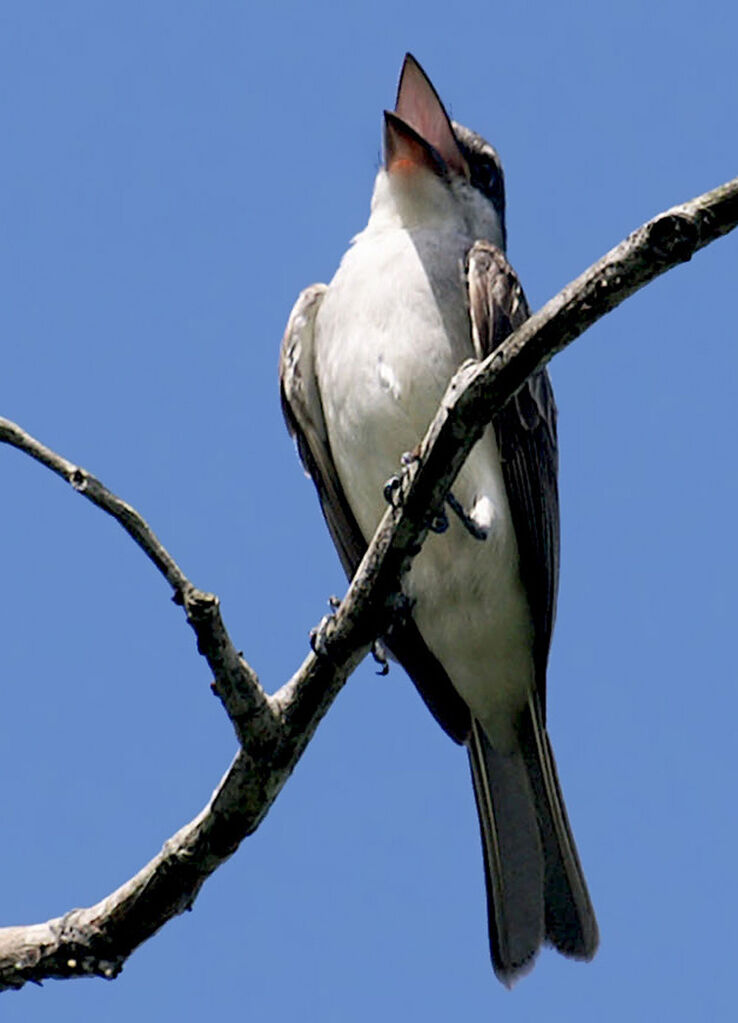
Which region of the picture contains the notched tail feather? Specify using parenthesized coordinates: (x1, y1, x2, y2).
(469, 720, 544, 985)
(519, 695, 599, 961)
(468, 704, 598, 985)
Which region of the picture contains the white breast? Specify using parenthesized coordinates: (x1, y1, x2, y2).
(314, 204, 534, 747)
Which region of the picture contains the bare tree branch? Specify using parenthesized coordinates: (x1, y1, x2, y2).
(0, 175, 736, 992)
(0, 418, 273, 736)
(0, 418, 191, 594)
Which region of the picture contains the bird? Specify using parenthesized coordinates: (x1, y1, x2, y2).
(279, 53, 598, 985)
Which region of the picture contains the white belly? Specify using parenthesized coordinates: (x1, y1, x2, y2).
(315, 225, 534, 746)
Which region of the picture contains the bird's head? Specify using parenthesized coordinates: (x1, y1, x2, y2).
(375, 54, 506, 250)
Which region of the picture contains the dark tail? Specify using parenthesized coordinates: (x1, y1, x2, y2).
(468, 696, 598, 985)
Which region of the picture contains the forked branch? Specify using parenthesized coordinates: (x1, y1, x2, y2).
(0, 175, 736, 991)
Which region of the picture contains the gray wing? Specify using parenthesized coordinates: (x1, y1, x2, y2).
(466, 245, 597, 977)
(279, 284, 471, 743)
(279, 284, 367, 578)
(466, 241, 559, 716)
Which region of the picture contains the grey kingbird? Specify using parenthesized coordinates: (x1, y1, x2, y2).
(279, 53, 598, 984)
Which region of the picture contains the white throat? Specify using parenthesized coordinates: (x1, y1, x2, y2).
(364, 166, 505, 251)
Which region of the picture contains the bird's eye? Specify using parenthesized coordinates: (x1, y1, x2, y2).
(483, 163, 498, 191)
(472, 160, 499, 198)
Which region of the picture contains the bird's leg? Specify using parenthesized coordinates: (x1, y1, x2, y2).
(309, 595, 341, 658)
(371, 639, 390, 676)
(383, 449, 421, 509)
(445, 491, 490, 541)
(384, 449, 449, 535)
(383, 473, 403, 508)
(428, 507, 449, 533)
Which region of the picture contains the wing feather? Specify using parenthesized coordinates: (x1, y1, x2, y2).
(467, 241, 559, 714)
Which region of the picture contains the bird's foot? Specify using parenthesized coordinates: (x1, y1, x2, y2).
(383, 450, 421, 510)
(309, 616, 333, 658)
(371, 639, 390, 676)
(383, 473, 403, 508)
(446, 491, 490, 541)
(309, 596, 341, 658)
(428, 508, 449, 533)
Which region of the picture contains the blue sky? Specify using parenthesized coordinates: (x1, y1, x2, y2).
(1, 2, 736, 1020)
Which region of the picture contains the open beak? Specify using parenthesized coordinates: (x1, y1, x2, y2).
(384, 53, 469, 179)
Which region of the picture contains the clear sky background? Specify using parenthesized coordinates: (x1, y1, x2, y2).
(1, 2, 736, 1021)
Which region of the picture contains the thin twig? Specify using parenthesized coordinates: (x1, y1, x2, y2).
(0, 418, 272, 734)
